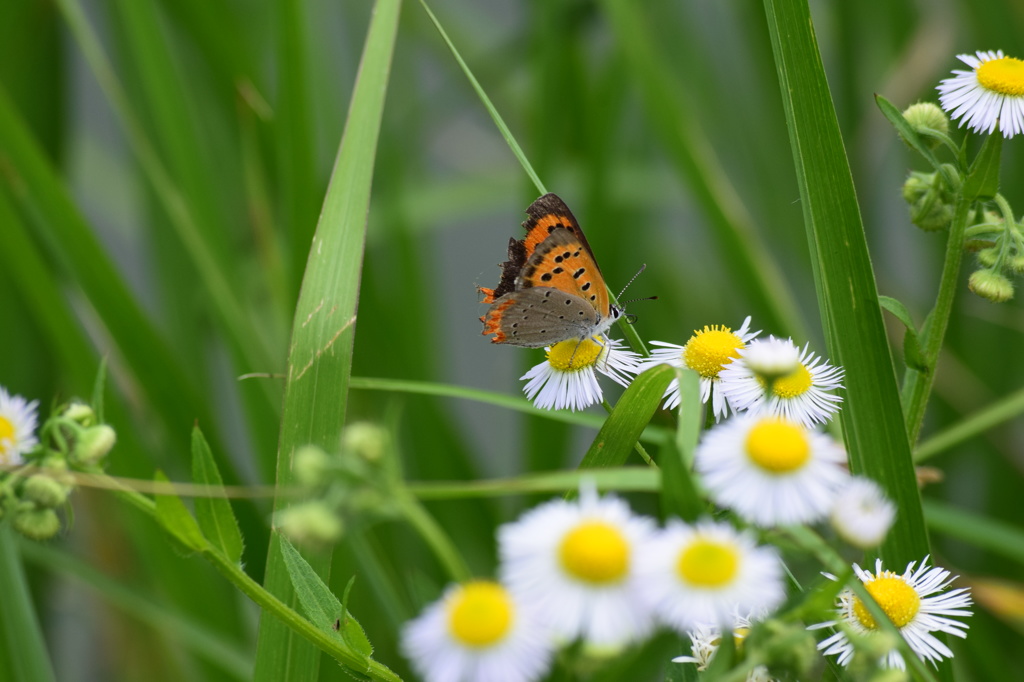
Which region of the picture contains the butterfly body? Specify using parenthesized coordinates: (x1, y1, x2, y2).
(481, 194, 621, 347)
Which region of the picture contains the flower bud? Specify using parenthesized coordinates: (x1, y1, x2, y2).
(61, 402, 96, 427)
(71, 425, 117, 465)
(1008, 254, 1024, 274)
(968, 268, 1014, 303)
(976, 247, 1000, 267)
(293, 445, 331, 487)
(342, 422, 387, 463)
(22, 474, 71, 508)
(902, 171, 953, 231)
(830, 477, 895, 548)
(276, 501, 344, 547)
(12, 508, 61, 540)
(902, 102, 949, 147)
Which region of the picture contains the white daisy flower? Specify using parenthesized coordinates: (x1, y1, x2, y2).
(635, 518, 785, 633)
(521, 336, 640, 412)
(694, 414, 850, 528)
(401, 580, 554, 682)
(498, 484, 656, 650)
(644, 316, 760, 419)
(673, 613, 776, 682)
(809, 557, 973, 670)
(829, 477, 896, 549)
(937, 50, 1024, 139)
(0, 387, 40, 466)
(719, 337, 844, 427)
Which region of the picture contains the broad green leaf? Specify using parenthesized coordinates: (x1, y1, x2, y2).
(253, 0, 402, 679)
(964, 132, 1002, 200)
(761, 0, 931, 575)
(154, 471, 206, 553)
(191, 427, 244, 564)
(878, 295, 926, 371)
(875, 95, 946, 176)
(579, 364, 675, 469)
(278, 538, 372, 664)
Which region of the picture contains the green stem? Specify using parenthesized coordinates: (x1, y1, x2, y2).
(101, 475, 400, 681)
(397, 490, 472, 583)
(901, 190, 972, 444)
(914, 384, 1024, 462)
(784, 527, 939, 682)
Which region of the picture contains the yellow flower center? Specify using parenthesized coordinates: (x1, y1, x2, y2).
(0, 416, 14, 459)
(677, 538, 739, 588)
(546, 338, 603, 371)
(559, 520, 630, 584)
(852, 574, 921, 630)
(770, 364, 813, 398)
(977, 56, 1024, 97)
(683, 326, 745, 379)
(447, 581, 515, 647)
(745, 419, 810, 473)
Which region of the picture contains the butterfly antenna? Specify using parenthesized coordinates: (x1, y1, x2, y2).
(616, 264, 647, 300)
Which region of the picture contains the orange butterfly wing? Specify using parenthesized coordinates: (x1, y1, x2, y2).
(480, 193, 606, 305)
(516, 228, 611, 318)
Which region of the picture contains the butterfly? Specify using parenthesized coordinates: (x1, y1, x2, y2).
(480, 193, 622, 347)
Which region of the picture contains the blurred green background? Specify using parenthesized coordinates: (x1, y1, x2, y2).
(1, 0, 1022, 679)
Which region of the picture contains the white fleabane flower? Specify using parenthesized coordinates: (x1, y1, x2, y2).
(521, 336, 640, 411)
(498, 484, 656, 650)
(695, 414, 850, 528)
(0, 386, 40, 466)
(644, 316, 759, 419)
(829, 477, 896, 548)
(401, 580, 554, 682)
(809, 557, 972, 670)
(635, 519, 785, 632)
(719, 337, 844, 426)
(938, 50, 1024, 139)
(673, 614, 776, 682)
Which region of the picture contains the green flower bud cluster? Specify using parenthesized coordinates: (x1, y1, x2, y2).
(901, 168, 958, 232)
(966, 206, 1024, 303)
(277, 422, 400, 549)
(0, 460, 74, 541)
(1, 398, 117, 541)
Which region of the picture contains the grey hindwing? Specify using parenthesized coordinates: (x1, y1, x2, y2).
(492, 287, 602, 347)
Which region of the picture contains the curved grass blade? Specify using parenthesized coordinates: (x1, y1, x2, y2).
(579, 364, 674, 469)
(418, 0, 545, 196)
(760, 0, 930, 572)
(252, 1, 402, 679)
